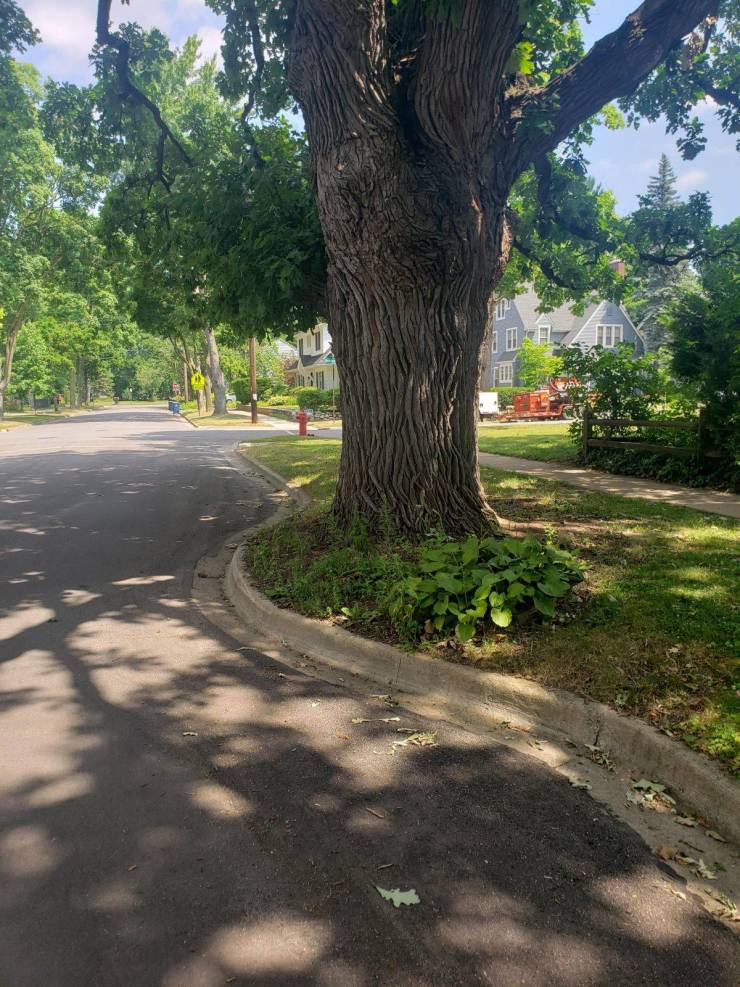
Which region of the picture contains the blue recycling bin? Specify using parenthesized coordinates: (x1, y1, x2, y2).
(171, 401, 180, 414)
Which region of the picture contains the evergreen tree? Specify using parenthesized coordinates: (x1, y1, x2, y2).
(641, 154, 680, 212)
(625, 156, 707, 350)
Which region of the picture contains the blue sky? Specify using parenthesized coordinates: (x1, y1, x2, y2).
(17, 0, 738, 223)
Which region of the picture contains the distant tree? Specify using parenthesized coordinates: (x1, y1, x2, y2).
(516, 338, 563, 389)
(624, 155, 707, 349)
(666, 248, 740, 459)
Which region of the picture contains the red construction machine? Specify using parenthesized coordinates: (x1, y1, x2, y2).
(500, 377, 575, 421)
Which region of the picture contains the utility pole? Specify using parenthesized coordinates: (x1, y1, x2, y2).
(249, 337, 258, 424)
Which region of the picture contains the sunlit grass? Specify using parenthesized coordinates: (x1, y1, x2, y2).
(478, 422, 575, 462)
(243, 436, 740, 772)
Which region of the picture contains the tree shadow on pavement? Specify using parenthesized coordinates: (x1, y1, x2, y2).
(0, 447, 738, 987)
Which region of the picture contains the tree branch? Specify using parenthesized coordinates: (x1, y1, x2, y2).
(95, 0, 192, 185)
(511, 237, 582, 292)
(703, 83, 740, 112)
(513, 0, 719, 168)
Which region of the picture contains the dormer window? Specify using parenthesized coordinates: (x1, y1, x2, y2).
(298, 338, 304, 356)
(314, 329, 322, 350)
(495, 299, 511, 320)
(537, 325, 551, 344)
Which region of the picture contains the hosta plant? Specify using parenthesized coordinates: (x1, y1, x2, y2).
(390, 535, 584, 643)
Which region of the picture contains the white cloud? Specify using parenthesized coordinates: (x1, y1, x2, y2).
(695, 95, 719, 117)
(23, 0, 95, 61)
(676, 168, 709, 192)
(195, 25, 223, 67)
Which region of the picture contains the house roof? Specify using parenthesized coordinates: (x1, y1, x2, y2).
(512, 287, 600, 344)
(299, 349, 332, 369)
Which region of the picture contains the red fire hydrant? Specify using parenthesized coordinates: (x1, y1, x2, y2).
(297, 410, 309, 437)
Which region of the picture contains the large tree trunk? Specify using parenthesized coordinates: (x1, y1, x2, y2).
(289, 2, 515, 536)
(204, 327, 227, 416)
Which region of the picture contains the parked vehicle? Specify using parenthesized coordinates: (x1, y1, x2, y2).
(499, 377, 575, 421)
(478, 391, 500, 419)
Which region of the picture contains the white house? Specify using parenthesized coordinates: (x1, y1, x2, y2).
(293, 323, 339, 390)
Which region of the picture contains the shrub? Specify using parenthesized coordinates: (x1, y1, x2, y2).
(294, 386, 336, 410)
(389, 534, 584, 643)
(560, 343, 669, 422)
(231, 378, 251, 404)
(264, 392, 298, 407)
(232, 376, 288, 403)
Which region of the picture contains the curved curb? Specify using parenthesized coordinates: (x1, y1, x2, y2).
(236, 448, 312, 507)
(225, 451, 739, 844)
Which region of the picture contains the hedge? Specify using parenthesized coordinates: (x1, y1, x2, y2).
(488, 386, 530, 409)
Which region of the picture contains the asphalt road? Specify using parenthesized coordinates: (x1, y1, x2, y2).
(0, 407, 737, 987)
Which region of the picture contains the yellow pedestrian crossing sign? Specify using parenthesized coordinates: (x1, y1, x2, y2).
(190, 371, 206, 391)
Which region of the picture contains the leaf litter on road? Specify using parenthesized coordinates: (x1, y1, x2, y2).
(391, 731, 437, 752)
(376, 886, 420, 908)
(352, 716, 401, 725)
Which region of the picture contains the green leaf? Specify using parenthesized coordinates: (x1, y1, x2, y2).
(534, 594, 556, 617)
(537, 576, 570, 598)
(461, 536, 479, 565)
(455, 621, 476, 643)
(490, 608, 513, 628)
(435, 573, 463, 594)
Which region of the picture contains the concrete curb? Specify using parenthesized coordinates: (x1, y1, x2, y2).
(236, 449, 312, 507)
(227, 451, 739, 844)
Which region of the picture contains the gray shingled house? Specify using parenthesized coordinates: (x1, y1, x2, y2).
(482, 287, 644, 389)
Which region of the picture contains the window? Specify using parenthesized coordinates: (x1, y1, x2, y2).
(298, 375, 304, 386)
(506, 327, 517, 351)
(491, 330, 498, 354)
(316, 371, 324, 389)
(495, 299, 511, 320)
(537, 325, 551, 344)
(596, 324, 623, 347)
(298, 338, 304, 356)
(497, 363, 513, 384)
(314, 329, 322, 350)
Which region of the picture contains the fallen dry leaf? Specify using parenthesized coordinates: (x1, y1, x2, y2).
(705, 829, 727, 843)
(352, 716, 401, 725)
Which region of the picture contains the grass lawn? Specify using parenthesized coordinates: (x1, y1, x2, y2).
(182, 410, 279, 428)
(478, 422, 576, 462)
(242, 436, 739, 773)
(0, 411, 72, 430)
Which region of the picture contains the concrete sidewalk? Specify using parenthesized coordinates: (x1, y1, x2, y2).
(478, 451, 740, 519)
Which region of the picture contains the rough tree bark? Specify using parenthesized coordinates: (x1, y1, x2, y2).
(204, 326, 227, 416)
(287, 0, 717, 536)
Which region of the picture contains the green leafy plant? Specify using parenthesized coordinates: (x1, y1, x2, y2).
(389, 534, 584, 643)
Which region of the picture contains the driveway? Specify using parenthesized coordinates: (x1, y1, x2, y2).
(0, 407, 736, 986)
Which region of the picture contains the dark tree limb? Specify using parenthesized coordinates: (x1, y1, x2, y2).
(240, 1, 266, 122)
(513, 0, 720, 168)
(703, 83, 740, 112)
(511, 238, 585, 292)
(95, 0, 192, 185)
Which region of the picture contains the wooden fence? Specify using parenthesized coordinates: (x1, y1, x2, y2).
(582, 406, 724, 462)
